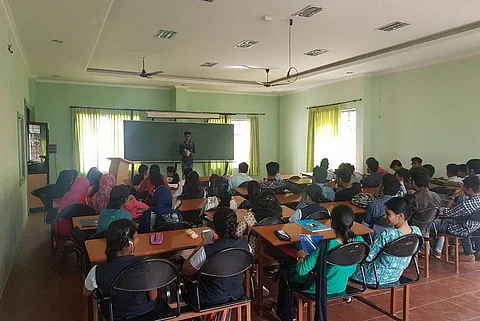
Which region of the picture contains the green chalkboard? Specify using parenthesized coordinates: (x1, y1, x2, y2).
(124, 120, 234, 162)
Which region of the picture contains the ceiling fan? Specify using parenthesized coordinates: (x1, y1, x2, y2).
(87, 57, 164, 79)
(256, 69, 286, 87)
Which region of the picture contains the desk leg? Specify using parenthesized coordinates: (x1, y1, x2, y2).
(92, 296, 98, 321)
(257, 240, 265, 316)
(82, 292, 89, 321)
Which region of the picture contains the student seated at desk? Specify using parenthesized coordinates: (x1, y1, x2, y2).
(86, 167, 103, 199)
(172, 168, 193, 200)
(361, 158, 382, 188)
(446, 163, 463, 183)
(132, 164, 148, 186)
(90, 173, 116, 214)
(395, 168, 411, 197)
(423, 164, 435, 179)
(457, 164, 468, 179)
(411, 156, 423, 169)
(182, 207, 250, 308)
(166, 166, 180, 184)
(350, 197, 421, 286)
(290, 185, 328, 223)
(260, 162, 301, 194)
(319, 158, 336, 181)
(341, 163, 363, 184)
(138, 186, 179, 233)
(334, 167, 361, 201)
(238, 180, 261, 209)
(97, 185, 133, 234)
(178, 171, 207, 200)
(206, 174, 219, 197)
(56, 177, 91, 236)
(228, 162, 253, 191)
(312, 166, 335, 201)
(408, 167, 441, 217)
(389, 159, 403, 172)
(203, 177, 238, 213)
(84, 220, 157, 319)
(137, 165, 169, 205)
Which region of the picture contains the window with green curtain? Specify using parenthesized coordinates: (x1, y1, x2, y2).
(248, 115, 260, 176)
(72, 108, 141, 174)
(306, 105, 340, 171)
(203, 115, 232, 176)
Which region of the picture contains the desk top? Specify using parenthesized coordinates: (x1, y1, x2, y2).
(275, 193, 302, 205)
(319, 201, 366, 215)
(205, 205, 295, 222)
(85, 227, 210, 265)
(288, 177, 312, 186)
(178, 195, 246, 212)
(361, 187, 380, 195)
(252, 221, 372, 247)
(234, 187, 249, 197)
(72, 215, 99, 231)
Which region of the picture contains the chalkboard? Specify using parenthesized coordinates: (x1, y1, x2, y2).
(124, 120, 234, 162)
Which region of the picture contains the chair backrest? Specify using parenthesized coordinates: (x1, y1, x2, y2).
(378, 234, 423, 258)
(58, 203, 97, 220)
(111, 259, 179, 293)
(304, 209, 330, 220)
(289, 175, 301, 180)
(154, 221, 192, 232)
(200, 247, 254, 278)
(238, 181, 250, 188)
(90, 230, 106, 239)
(326, 242, 370, 266)
(255, 217, 285, 226)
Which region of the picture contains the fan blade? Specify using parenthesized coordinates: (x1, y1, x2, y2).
(86, 68, 140, 76)
(145, 70, 164, 77)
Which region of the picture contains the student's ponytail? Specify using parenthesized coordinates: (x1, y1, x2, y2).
(330, 205, 355, 244)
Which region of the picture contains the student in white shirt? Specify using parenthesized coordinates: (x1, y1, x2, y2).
(228, 162, 253, 192)
(446, 163, 463, 183)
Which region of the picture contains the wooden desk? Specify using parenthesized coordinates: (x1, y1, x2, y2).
(85, 227, 211, 265)
(288, 177, 312, 186)
(361, 187, 380, 195)
(319, 201, 366, 216)
(205, 205, 295, 222)
(262, 174, 300, 181)
(72, 215, 99, 231)
(234, 187, 249, 197)
(253, 221, 372, 313)
(275, 193, 302, 206)
(178, 195, 246, 212)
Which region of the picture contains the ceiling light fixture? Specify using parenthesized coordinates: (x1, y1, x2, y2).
(304, 48, 329, 56)
(234, 40, 258, 49)
(292, 5, 326, 18)
(376, 21, 410, 32)
(51, 39, 64, 44)
(199, 62, 218, 67)
(154, 29, 178, 39)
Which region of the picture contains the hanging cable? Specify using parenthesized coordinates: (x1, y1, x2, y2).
(286, 18, 298, 83)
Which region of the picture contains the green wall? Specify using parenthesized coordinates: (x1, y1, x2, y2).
(35, 82, 175, 178)
(0, 20, 30, 296)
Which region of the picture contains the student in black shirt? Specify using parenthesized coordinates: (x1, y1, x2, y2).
(166, 166, 180, 184)
(335, 167, 361, 201)
(361, 158, 382, 188)
(260, 162, 301, 194)
(83, 220, 157, 319)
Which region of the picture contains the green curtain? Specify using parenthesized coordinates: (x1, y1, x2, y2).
(72, 108, 138, 175)
(306, 105, 340, 170)
(248, 115, 260, 176)
(204, 115, 232, 176)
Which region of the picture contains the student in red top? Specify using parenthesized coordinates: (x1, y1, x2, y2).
(137, 164, 168, 205)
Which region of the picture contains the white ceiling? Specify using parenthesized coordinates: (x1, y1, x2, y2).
(6, 0, 480, 93)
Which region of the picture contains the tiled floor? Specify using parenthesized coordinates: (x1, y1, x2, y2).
(1, 213, 480, 321)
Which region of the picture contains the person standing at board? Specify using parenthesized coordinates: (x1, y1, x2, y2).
(179, 131, 196, 173)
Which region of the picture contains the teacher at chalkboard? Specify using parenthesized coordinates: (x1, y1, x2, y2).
(179, 131, 196, 173)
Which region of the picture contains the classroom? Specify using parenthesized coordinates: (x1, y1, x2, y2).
(1, 1, 480, 321)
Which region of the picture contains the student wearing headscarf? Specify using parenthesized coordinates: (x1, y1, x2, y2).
(91, 173, 116, 214)
(138, 186, 179, 233)
(86, 167, 103, 198)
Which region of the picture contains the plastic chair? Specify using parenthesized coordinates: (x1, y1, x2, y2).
(409, 207, 440, 277)
(90, 230, 107, 240)
(154, 221, 193, 232)
(355, 234, 423, 321)
(292, 242, 370, 321)
(303, 208, 330, 220)
(94, 259, 181, 321)
(238, 181, 250, 188)
(247, 217, 285, 245)
(182, 247, 254, 318)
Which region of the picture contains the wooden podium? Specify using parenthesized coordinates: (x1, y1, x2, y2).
(107, 158, 133, 185)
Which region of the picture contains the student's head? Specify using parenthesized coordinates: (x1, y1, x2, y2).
(57, 170, 74, 186)
(70, 169, 79, 182)
(209, 174, 219, 186)
(410, 167, 430, 190)
(107, 185, 131, 210)
(313, 166, 328, 184)
(252, 189, 282, 221)
(213, 207, 237, 240)
(183, 167, 193, 180)
(335, 167, 352, 187)
(422, 164, 435, 178)
(149, 165, 164, 187)
(247, 180, 261, 202)
(466, 159, 480, 176)
(166, 166, 176, 177)
(390, 159, 403, 172)
(446, 163, 459, 178)
(149, 164, 160, 174)
(238, 162, 249, 174)
(266, 162, 280, 177)
(184, 131, 192, 143)
(214, 176, 229, 197)
(86, 167, 103, 196)
(366, 157, 379, 174)
(463, 175, 480, 197)
(411, 157, 423, 168)
(320, 158, 329, 169)
(384, 197, 412, 228)
(105, 219, 137, 263)
(457, 164, 468, 178)
(303, 184, 325, 204)
(395, 168, 411, 189)
(138, 165, 148, 175)
(187, 171, 200, 187)
(331, 205, 355, 244)
(381, 174, 401, 196)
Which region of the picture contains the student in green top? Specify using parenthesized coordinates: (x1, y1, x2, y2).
(290, 205, 363, 295)
(97, 185, 133, 234)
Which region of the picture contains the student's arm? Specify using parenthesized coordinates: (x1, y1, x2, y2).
(83, 266, 97, 297)
(182, 245, 206, 276)
(363, 203, 376, 226)
(365, 230, 390, 262)
(296, 248, 320, 276)
(147, 289, 158, 301)
(284, 181, 301, 194)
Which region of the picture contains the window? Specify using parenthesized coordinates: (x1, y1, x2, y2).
(313, 109, 356, 169)
(232, 119, 250, 168)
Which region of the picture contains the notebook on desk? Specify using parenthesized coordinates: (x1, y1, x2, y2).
(296, 219, 331, 232)
(81, 219, 98, 228)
